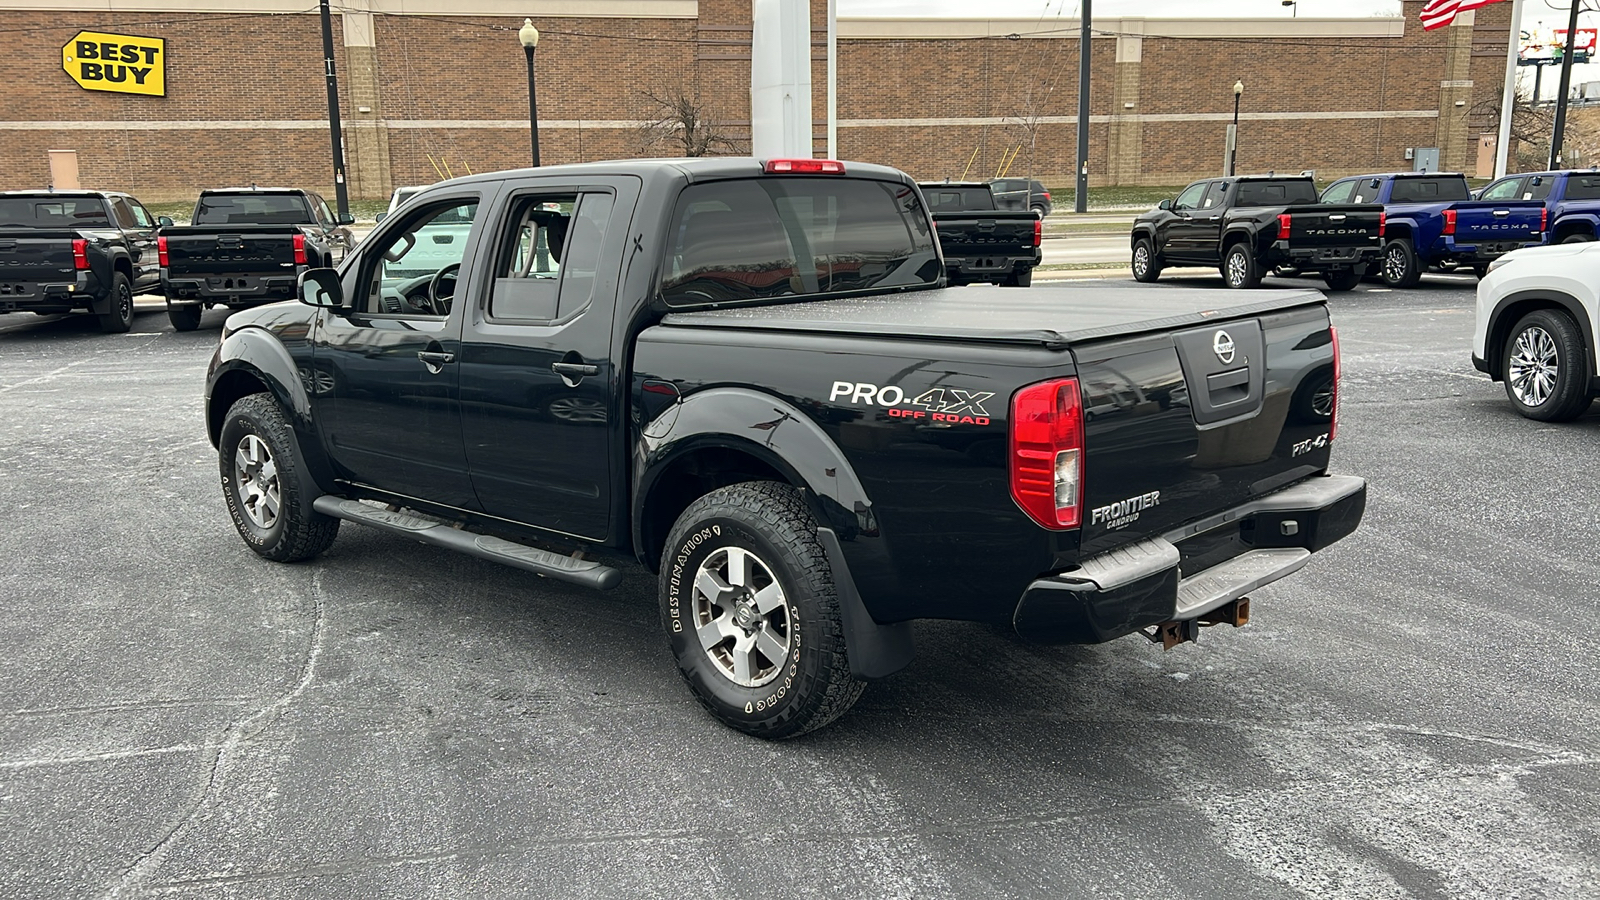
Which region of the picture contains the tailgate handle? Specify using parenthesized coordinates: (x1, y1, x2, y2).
(1328, 214, 1346, 222)
(1493, 209, 1510, 217)
(1206, 367, 1251, 405)
(977, 220, 997, 232)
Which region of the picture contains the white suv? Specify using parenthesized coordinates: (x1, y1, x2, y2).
(1473, 243, 1600, 421)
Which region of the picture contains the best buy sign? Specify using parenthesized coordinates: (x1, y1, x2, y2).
(62, 31, 165, 96)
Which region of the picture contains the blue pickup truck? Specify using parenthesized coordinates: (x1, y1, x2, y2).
(1318, 172, 1544, 286)
(1473, 169, 1600, 246)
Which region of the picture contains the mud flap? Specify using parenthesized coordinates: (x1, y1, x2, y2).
(817, 527, 914, 680)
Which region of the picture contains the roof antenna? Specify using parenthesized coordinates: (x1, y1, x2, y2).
(250, 182, 258, 191)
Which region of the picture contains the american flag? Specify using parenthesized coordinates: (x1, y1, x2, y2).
(1419, 0, 1508, 32)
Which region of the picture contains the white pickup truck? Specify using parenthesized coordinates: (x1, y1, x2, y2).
(1473, 243, 1600, 421)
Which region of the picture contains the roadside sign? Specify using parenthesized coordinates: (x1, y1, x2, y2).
(61, 31, 165, 96)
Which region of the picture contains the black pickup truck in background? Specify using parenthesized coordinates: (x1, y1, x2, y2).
(206, 157, 1364, 739)
(1131, 176, 1384, 291)
(0, 190, 168, 333)
(159, 187, 355, 331)
(919, 182, 1041, 286)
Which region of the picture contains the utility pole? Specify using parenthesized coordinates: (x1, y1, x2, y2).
(1074, 0, 1090, 213)
(319, 0, 350, 220)
(1549, 0, 1583, 169)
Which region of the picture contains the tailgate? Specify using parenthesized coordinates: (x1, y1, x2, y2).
(0, 229, 80, 284)
(1073, 302, 1337, 558)
(934, 214, 1037, 258)
(1449, 200, 1545, 243)
(1283, 203, 1382, 248)
(163, 228, 298, 276)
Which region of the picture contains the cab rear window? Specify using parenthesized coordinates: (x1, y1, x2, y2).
(1566, 176, 1600, 200)
(194, 194, 312, 226)
(1388, 178, 1470, 203)
(0, 198, 111, 227)
(1236, 181, 1318, 206)
(661, 177, 940, 307)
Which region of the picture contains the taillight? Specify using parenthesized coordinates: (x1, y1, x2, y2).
(1540, 207, 1548, 233)
(1329, 326, 1341, 442)
(1378, 211, 1386, 238)
(293, 233, 307, 265)
(157, 236, 169, 267)
(1277, 214, 1291, 240)
(1041, 191, 1050, 200)
(72, 239, 89, 270)
(1010, 377, 1084, 530)
(1033, 217, 1042, 247)
(763, 159, 845, 174)
(1442, 209, 1456, 236)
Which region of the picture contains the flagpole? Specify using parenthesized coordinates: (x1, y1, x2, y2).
(1495, 0, 1523, 178)
(1549, 0, 1582, 168)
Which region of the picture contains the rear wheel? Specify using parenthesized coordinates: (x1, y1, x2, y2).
(167, 303, 202, 332)
(1502, 309, 1594, 421)
(1322, 268, 1361, 292)
(219, 394, 340, 561)
(1131, 238, 1162, 283)
(1003, 268, 1033, 287)
(96, 273, 134, 333)
(1560, 232, 1595, 244)
(1222, 243, 1260, 289)
(660, 481, 864, 739)
(1380, 238, 1422, 288)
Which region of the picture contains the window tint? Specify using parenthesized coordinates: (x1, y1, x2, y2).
(1200, 183, 1225, 209)
(1351, 181, 1381, 204)
(194, 194, 312, 225)
(1566, 175, 1600, 200)
(1173, 183, 1206, 210)
(1525, 176, 1553, 201)
(924, 187, 993, 212)
(1235, 180, 1318, 206)
(0, 198, 111, 227)
(1478, 178, 1523, 202)
(1320, 181, 1356, 204)
(109, 199, 137, 229)
(557, 194, 615, 319)
(662, 177, 939, 307)
(363, 198, 478, 316)
(1388, 177, 1470, 203)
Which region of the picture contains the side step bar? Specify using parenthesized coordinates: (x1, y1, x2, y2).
(312, 497, 623, 591)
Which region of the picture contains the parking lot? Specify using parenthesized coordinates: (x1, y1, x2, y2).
(2, 274, 1597, 898)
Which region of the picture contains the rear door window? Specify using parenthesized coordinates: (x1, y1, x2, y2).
(487, 191, 617, 322)
(662, 177, 939, 307)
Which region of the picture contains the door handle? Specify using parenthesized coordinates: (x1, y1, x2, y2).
(417, 349, 455, 373)
(551, 361, 600, 378)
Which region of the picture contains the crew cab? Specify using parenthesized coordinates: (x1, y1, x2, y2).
(990, 178, 1052, 217)
(1474, 169, 1600, 247)
(1131, 175, 1384, 291)
(205, 157, 1365, 739)
(919, 182, 1041, 286)
(159, 187, 355, 331)
(1319, 172, 1544, 285)
(1473, 242, 1600, 421)
(0, 190, 168, 333)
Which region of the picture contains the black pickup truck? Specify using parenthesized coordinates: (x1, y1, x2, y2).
(205, 157, 1365, 738)
(0, 190, 169, 332)
(160, 187, 355, 331)
(919, 182, 1041, 286)
(1132, 176, 1384, 291)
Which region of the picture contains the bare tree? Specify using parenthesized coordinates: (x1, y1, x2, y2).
(637, 87, 745, 158)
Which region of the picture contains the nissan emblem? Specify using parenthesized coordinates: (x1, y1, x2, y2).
(1213, 330, 1236, 364)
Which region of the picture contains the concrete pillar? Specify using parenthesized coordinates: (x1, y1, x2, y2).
(1436, 11, 1476, 174)
(1106, 26, 1143, 187)
(341, 9, 391, 200)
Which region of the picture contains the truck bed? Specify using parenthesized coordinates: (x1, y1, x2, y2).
(661, 285, 1326, 348)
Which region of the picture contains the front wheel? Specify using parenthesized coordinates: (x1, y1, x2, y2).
(167, 303, 202, 332)
(97, 273, 134, 333)
(219, 394, 340, 561)
(1222, 243, 1261, 289)
(1131, 238, 1162, 283)
(1322, 268, 1361, 292)
(1502, 309, 1594, 421)
(660, 481, 864, 739)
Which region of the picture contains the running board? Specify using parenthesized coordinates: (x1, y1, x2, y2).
(312, 497, 623, 591)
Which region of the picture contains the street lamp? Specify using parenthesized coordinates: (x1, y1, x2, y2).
(1282, 0, 1297, 17)
(1229, 80, 1244, 177)
(519, 18, 541, 167)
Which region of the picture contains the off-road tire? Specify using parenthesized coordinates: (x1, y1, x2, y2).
(167, 303, 202, 332)
(97, 272, 134, 333)
(659, 481, 865, 739)
(1222, 242, 1261, 289)
(1131, 237, 1162, 283)
(1322, 267, 1362, 292)
(1502, 309, 1594, 422)
(1380, 238, 1422, 288)
(219, 393, 339, 561)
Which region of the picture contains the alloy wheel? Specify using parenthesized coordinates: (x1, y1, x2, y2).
(1508, 326, 1558, 408)
(1226, 251, 1248, 287)
(1133, 245, 1149, 278)
(1384, 246, 1406, 282)
(234, 434, 281, 530)
(690, 546, 793, 688)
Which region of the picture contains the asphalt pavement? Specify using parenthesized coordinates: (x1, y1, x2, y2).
(1, 274, 1596, 899)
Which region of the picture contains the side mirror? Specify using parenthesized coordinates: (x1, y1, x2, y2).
(298, 268, 344, 309)
(374, 211, 388, 224)
(337, 213, 357, 226)
(1158, 198, 1173, 211)
(156, 215, 174, 227)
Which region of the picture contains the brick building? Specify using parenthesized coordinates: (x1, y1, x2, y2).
(1, 0, 1514, 201)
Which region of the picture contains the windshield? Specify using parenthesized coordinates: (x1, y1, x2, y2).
(0, 197, 111, 227)
(194, 193, 312, 225)
(662, 177, 940, 307)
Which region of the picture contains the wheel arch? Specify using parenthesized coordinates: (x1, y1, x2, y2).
(1551, 216, 1598, 242)
(1222, 228, 1254, 251)
(1130, 226, 1155, 250)
(1384, 220, 1417, 243)
(1486, 290, 1597, 381)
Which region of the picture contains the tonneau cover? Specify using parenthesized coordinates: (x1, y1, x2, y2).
(661, 285, 1325, 348)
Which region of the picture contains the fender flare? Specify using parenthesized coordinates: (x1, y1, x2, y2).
(207, 327, 335, 499)
(1486, 289, 1598, 380)
(1550, 212, 1600, 240)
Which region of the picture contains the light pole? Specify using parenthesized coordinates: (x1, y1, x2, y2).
(1229, 80, 1243, 177)
(1282, 0, 1297, 17)
(519, 18, 541, 167)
